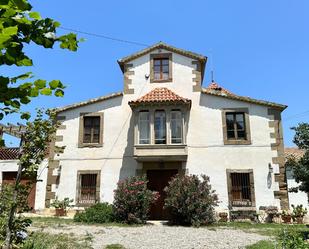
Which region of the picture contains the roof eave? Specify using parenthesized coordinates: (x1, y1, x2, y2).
(53, 92, 123, 114)
(201, 88, 287, 111)
(118, 42, 207, 73)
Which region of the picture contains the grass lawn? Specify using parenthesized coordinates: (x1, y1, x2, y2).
(246, 240, 275, 249)
(211, 221, 309, 236)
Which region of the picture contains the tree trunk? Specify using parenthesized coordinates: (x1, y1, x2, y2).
(4, 150, 23, 249)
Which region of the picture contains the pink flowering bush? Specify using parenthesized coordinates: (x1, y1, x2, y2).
(113, 175, 159, 224)
(164, 174, 218, 227)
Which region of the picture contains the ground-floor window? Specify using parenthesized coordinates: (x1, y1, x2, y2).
(226, 169, 255, 208)
(76, 171, 100, 206)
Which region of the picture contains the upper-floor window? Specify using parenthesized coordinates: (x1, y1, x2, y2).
(226, 112, 246, 140)
(222, 108, 251, 145)
(78, 112, 104, 147)
(137, 109, 185, 145)
(83, 116, 100, 143)
(139, 111, 150, 144)
(170, 110, 183, 144)
(154, 110, 166, 144)
(154, 58, 169, 81)
(150, 53, 172, 83)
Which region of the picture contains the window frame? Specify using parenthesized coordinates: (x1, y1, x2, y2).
(78, 112, 104, 148)
(222, 108, 251, 145)
(138, 111, 151, 144)
(226, 169, 256, 209)
(135, 107, 187, 146)
(154, 110, 167, 144)
(170, 109, 183, 144)
(150, 53, 173, 83)
(76, 170, 101, 207)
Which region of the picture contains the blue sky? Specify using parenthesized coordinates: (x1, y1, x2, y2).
(3, 0, 309, 147)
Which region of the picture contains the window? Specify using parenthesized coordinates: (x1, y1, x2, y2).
(222, 108, 251, 145)
(154, 58, 169, 81)
(226, 112, 246, 140)
(227, 169, 255, 208)
(170, 110, 183, 144)
(83, 116, 100, 143)
(78, 113, 104, 147)
(154, 110, 166, 144)
(77, 171, 100, 206)
(150, 53, 172, 82)
(139, 111, 150, 144)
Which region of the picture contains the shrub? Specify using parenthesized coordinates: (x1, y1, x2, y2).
(74, 203, 114, 223)
(113, 175, 159, 224)
(0, 184, 32, 246)
(164, 174, 218, 227)
(278, 229, 309, 249)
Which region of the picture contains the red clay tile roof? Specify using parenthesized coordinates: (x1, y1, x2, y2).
(285, 147, 305, 160)
(0, 147, 20, 160)
(202, 82, 287, 110)
(129, 88, 191, 107)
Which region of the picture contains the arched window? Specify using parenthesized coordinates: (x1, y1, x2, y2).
(170, 110, 183, 144)
(154, 110, 166, 144)
(138, 111, 150, 144)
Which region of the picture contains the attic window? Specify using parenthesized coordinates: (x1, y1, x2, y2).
(150, 53, 172, 83)
(154, 58, 169, 80)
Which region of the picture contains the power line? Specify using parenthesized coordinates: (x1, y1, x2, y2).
(59, 27, 149, 47)
(284, 110, 309, 122)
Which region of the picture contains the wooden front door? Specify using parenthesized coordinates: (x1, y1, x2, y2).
(147, 169, 178, 220)
(2, 172, 36, 210)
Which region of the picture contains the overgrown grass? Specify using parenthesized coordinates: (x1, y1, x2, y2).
(211, 222, 309, 236)
(22, 232, 93, 249)
(246, 240, 275, 249)
(30, 217, 143, 228)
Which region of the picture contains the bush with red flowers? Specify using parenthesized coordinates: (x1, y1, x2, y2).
(113, 175, 159, 224)
(164, 174, 218, 227)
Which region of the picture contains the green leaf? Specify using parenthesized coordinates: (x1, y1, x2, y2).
(2, 26, 18, 36)
(17, 58, 33, 66)
(0, 113, 3, 120)
(49, 80, 60, 90)
(54, 89, 64, 97)
(34, 79, 46, 89)
(29, 11, 41, 20)
(40, 88, 52, 95)
(30, 88, 39, 97)
(21, 112, 31, 120)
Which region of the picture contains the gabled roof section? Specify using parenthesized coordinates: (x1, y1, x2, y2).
(0, 147, 20, 160)
(118, 42, 207, 72)
(129, 87, 191, 107)
(54, 92, 123, 113)
(202, 82, 287, 110)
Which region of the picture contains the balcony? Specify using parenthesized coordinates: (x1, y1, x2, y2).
(134, 144, 187, 161)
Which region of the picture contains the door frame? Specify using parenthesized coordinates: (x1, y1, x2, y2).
(137, 161, 186, 176)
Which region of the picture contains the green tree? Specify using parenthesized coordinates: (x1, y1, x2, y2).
(0, 0, 80, 121)
(288, 123, 309, 199)
(1, 110, 60, 248)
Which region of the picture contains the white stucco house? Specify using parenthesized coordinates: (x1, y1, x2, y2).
(0, 42, 290, 219)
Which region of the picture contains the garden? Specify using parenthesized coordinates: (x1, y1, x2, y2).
(1, 174, 309, 248)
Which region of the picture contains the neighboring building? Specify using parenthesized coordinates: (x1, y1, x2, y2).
(0, 42, 290, 218)
(0, 147, 48, 210)
(285, 147, 308, 210)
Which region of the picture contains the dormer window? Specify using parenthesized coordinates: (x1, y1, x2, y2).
(150, 53, 172, 83)
(154, 58, 169, 81)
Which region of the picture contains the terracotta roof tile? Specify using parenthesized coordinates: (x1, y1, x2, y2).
(285, 147, 305, 160)
(0, 147, 20, 160)
(129, 88, 191, 107)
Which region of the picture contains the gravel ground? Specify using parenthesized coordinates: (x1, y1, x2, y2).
(32, 223, 268, 249)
